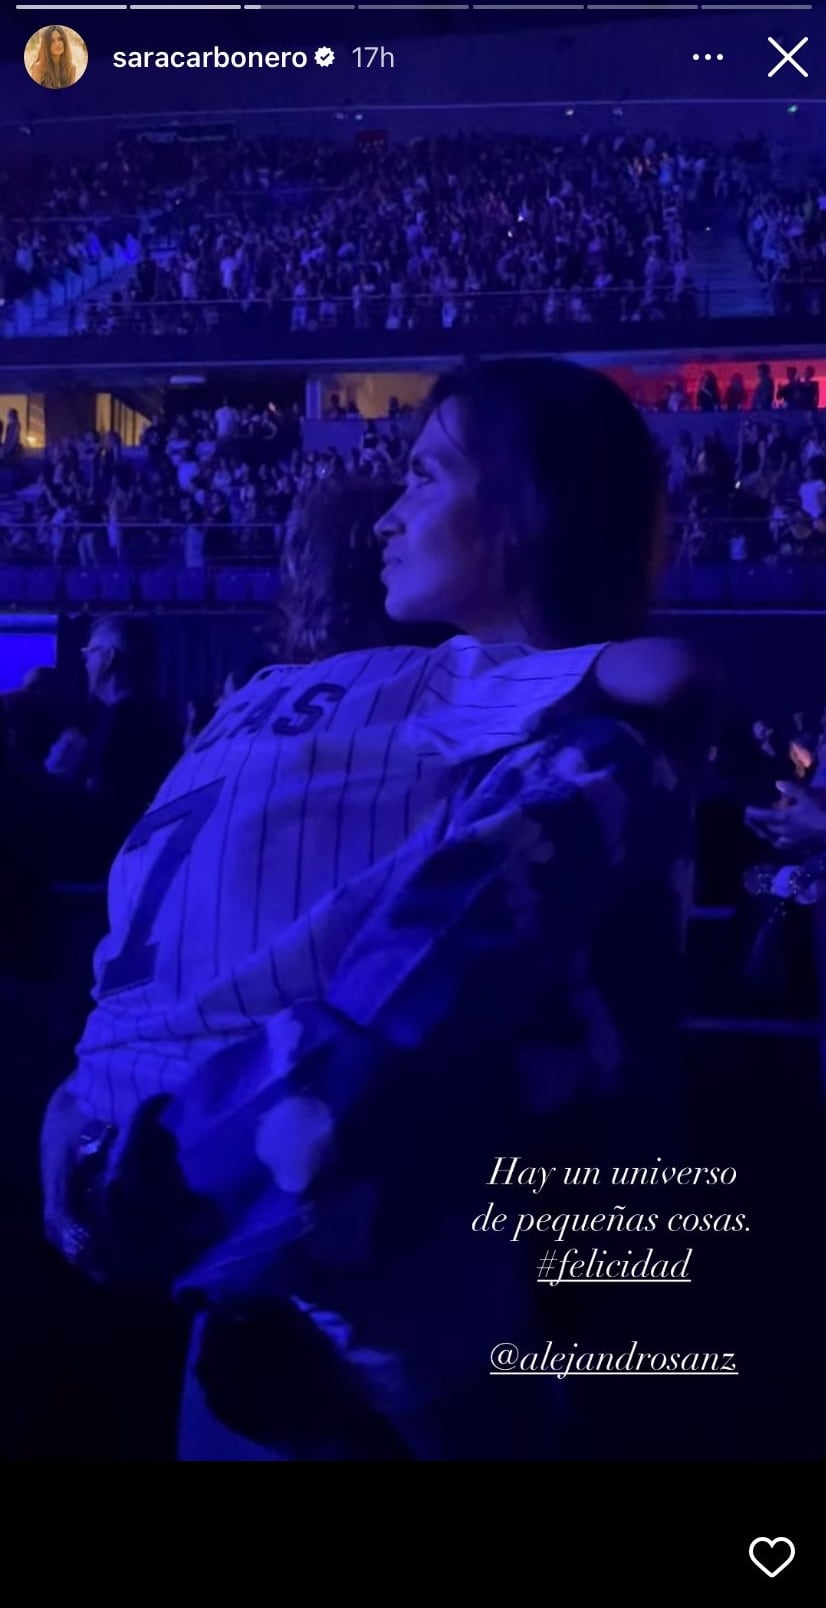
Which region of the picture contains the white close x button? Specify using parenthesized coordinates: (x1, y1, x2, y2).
(768, 36, 809, 79)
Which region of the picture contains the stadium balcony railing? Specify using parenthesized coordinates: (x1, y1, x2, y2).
(659, 560, 826, 608)
(4, 281, 823, 340)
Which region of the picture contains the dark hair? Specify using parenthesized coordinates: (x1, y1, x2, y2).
(274, 475, 445, 662)
(421, 360, 664, 644)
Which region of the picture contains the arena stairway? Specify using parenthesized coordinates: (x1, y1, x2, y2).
(688, 208, 771, 317)
(1, 246, 138, 339)
(34, 260, 142, 337)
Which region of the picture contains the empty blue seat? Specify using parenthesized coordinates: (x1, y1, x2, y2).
(808, 565, 826, 603)
(249, 569, 279, 605)
(64, 570, 101, 604)
(214, 569, 251, 604)
(658, 567, 688, 605)
(99, 568, 133, 604)
(0, 566, 27, 603)
(138, 568, 176, 604)
(728, 566, 762, 605)
(687, 565, 727, 604)
(730, 566, 803, 606)
(770, 567, 806, 605)
(24, 566, 60, 604)
(175, 568, 207, 604)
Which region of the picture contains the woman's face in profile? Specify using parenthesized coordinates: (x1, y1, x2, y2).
(49, 32, 65, 58)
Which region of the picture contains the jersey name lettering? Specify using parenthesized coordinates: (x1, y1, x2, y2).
(192, 681, 347, 752)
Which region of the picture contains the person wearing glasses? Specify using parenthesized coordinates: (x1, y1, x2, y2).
(42, 616, 180, 875)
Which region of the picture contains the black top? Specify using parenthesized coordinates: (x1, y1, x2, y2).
(43, 696, 182, 879)
(83, 696, 181, 822)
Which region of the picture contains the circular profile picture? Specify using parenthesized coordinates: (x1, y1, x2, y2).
(24, 25, 88, 90)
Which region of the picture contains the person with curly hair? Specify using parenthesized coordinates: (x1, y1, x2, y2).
(273, 472, 444, 663)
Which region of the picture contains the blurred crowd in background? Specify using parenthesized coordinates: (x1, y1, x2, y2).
(0, 365, 823, 573)
(1, 129, 823, 337)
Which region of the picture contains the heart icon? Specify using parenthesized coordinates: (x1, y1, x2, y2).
(748, 1537, 795, 1578)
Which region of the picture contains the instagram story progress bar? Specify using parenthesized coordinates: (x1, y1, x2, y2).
(11, 3, 816, 10)
(12, 4, 816, 13)
(12, 4, 816, 10)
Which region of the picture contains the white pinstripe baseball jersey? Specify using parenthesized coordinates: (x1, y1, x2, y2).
(68, 636, 605, 1126)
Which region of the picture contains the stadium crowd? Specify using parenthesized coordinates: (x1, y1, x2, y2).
(0, 375, 823, 572)
(743, 176, 826, 318)
(4, 128, 820, 338)
(68, 129, 704, 334)
(669, 408, 826, 565)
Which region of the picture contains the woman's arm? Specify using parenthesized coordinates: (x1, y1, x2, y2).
(594, 637, 720, 772)
(595, 637, 715, 710)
